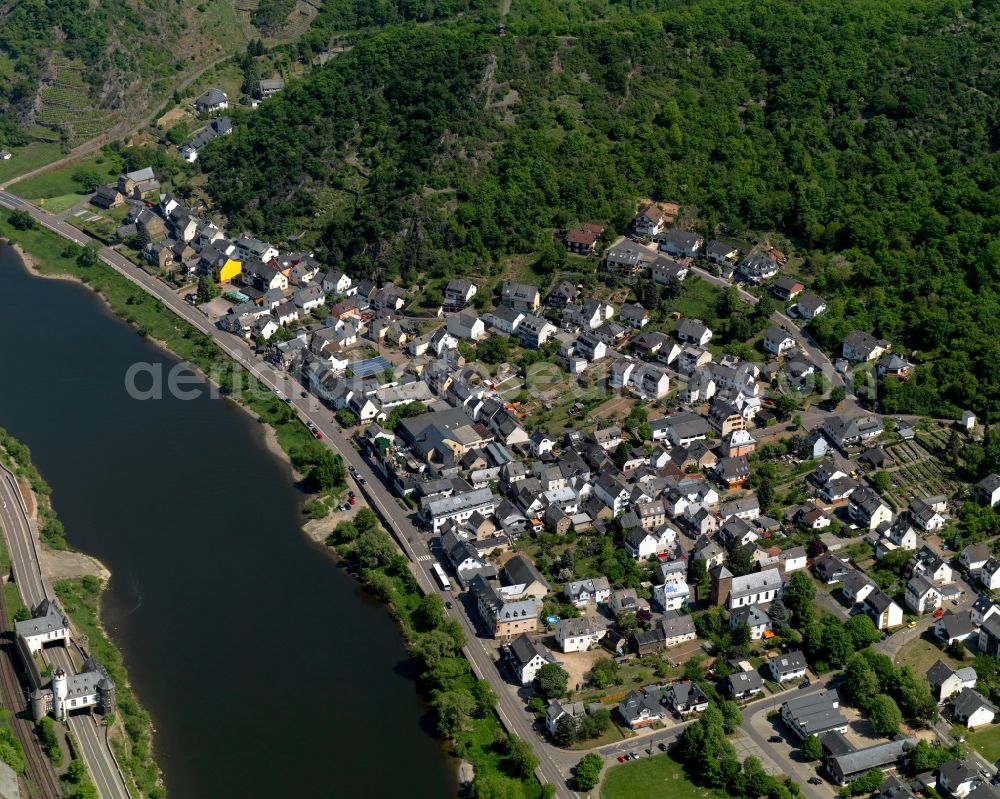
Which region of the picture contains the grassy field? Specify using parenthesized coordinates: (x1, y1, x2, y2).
(895, 636, 961, 677)
(667, 277, 722, 325)
(11, 152, 119, 202)
(602, 753, 713, 799)
(970, 725, 1000, 763)
(0, 142, 63, 183)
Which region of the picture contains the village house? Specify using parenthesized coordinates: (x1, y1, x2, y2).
(565, 226, 602, 255)
(823, 415, 884, 451)
(952, 688, 996, 729)
(905, 574, 942, 615)
(725, 670, 764, 701)
(504, 633, 556, 685)
(769, 651, 808, 684)
(849, 486, 893, 530)
(927, 661, 978, 703)
(469, 575, 542, 641)
(255, 77, 285, 99)
(676, 318, 713, 346)
(633, 204, 666, 236)
(771, 276, 805, 300)
(978, 474, 1000, 508)
(500, 281, 541, 312)
(665, 681, 709, 716)
(842, 330, 889, 362)
(763, 326, 797, 356)
(194, 87, 229, 113)
(659, 229, 704, 258)
(554, 616, 608, 654)
(795, 293, 827, 319)
(564, 577, 611, 607)
(444, 278, 477, 308)
(864, 589, 904, 630)
(618, 686, 666, 729)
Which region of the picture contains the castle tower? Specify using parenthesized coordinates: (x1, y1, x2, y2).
(51, 667, 68, 721)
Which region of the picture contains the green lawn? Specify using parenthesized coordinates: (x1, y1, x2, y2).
(602, 753, 713, 799)
(10, 151, 118, 201)
(0, 142, 63, 183)
(895, 636, 960, 678)
(970, 725, 1000, 763)
(667, 277, 723, 325)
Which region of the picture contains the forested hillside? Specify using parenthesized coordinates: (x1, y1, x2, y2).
(201, 0, 1000, 419)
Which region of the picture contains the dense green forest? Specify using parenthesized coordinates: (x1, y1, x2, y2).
(203, 0, 1000, 420)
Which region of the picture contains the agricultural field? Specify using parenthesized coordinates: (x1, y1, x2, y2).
(879, 431, 965, 510)
(37, 59, 122, 147)
(67, 205, 130, 244)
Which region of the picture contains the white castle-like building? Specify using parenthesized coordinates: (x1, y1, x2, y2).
(14, 600, 115, 721)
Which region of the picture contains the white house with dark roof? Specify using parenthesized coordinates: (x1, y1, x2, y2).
(978, 474, 1000, 507)
(564, 577, 611, 607)
(725, 669, 764, 701)
(795, 293, 827, 319)
(659, 229, 704, 258)
(927, 661, 977, 703)
(769, 650, 808, 683)
(676, 318, 713, 346)
(953, 688, 996, 728)
(554, 617, 607, 654)
(618, 686, 665, 729)
(505, 634, 556, 685)
(194, 87, 229, 113)
(961, 543, 991, 576)
(763, 326, 797, 356)
(842, 330, 889, 362)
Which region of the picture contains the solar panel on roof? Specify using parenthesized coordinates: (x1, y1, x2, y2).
(350, 356, 391, 378)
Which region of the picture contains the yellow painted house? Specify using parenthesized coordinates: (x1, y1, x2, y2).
(219, 258, 242, 282)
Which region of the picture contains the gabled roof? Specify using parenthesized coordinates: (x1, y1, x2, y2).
(508, 633, 553, 668)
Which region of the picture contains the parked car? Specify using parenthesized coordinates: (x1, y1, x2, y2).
(445, 601, 453, 610)
(768, 736, 783, 744)
(616, 755, 627, 763)
(658, 742, 668, 752)
(359, 477, 367, 485)
(808, 778, 823, 785)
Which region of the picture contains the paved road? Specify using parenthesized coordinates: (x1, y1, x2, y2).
(741, 676, 842, 799)
(0, 193, 584, 795)
(0, 465, 132, 799)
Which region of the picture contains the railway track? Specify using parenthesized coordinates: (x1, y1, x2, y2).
(0, 588, 62, 799)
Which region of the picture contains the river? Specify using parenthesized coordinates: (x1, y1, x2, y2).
(0, 244, 457, 799)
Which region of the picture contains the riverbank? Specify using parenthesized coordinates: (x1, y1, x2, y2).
(324, 518, 549, 799)
(0, 217, 554, 797)
(0, 430, 163, 798)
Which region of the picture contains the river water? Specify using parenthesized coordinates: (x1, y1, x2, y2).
(0, 245, 456, 799)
